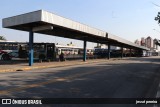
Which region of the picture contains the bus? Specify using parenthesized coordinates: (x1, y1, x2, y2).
(56, 44, 94, 60)
(0, 41, 56, 61)
(0, 40, 19, 60)
(0, 41, 94, 61)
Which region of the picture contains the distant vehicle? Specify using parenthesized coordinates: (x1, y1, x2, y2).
(8, 51, 19, 58)
(0, 41, 55, 61)
(0, 41, 94, 61)
(0, 50, 11, 60)
(56, 45, 94, 59)
(94, 48, 108, 58)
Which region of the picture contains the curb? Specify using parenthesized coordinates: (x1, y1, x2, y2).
(0, 58, 125, 73)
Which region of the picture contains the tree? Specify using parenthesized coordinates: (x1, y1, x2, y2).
(153, 2, 160, 25)
(0, 36, 6, 40)
(155, 12, 160, 24)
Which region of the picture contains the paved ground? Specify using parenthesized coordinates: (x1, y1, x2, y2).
(0, 58, 120, 72)
(1, 57, 160, 107)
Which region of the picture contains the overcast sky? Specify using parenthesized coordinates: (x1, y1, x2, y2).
(0, 0, 160, 48)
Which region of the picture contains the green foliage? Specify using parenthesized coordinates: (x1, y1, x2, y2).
(155, 12, 160, 24)
(0, 36, 6, 40)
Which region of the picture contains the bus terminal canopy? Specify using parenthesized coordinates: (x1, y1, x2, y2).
(2, 10, 149, 50)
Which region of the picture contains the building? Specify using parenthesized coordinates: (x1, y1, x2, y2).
(141, 37, 146, 46)
(146, 36, 153, 49)
(153, 39, 160, 55)
(134, 39, 141, 45)
(135, 36, 160, 56)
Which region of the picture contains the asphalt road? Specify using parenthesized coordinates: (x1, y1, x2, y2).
(1, 57, 160, 107)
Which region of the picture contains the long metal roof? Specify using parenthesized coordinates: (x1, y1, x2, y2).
(107, 34, 149, 50)
(2, 10, 149, 50)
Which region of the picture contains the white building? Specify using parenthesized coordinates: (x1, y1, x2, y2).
(146, 36, 153, 49)
(134, 39, 141, 45)
(141, 37, 146, 46)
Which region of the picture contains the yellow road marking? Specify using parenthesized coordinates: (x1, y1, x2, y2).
(0, 68, 105, 95)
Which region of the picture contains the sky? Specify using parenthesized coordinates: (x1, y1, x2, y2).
(0, 0, 160, 48)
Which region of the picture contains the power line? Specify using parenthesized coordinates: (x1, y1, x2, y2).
(151, 1, 160, 7)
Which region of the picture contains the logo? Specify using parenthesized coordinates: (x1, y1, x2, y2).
(2, 99, 11, 104)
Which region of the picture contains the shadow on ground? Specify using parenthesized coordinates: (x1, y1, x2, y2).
(0, 57, 160, 107)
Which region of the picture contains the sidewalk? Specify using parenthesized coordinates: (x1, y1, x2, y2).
(0, 58, 124, 73)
